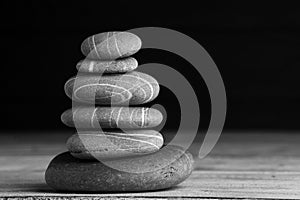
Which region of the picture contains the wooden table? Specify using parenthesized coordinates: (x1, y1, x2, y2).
(0, 132, 299, 199)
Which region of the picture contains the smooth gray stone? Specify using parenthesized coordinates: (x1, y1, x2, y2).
(45, 145, 194, 192)
(64, 71, 160, 105)
(81, 32, 141, 60)
(66, 130, 164, 159)
(61, 107, 163, 129)
(76, 57, 138, 73)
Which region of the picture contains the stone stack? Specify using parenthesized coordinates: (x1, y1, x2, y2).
(45, 31, 194, 192)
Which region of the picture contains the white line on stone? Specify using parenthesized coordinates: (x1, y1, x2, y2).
(106, 32, 112, 59)
(109, 107, 115, 127)
(91, 107, 98, 128)
(81, 132, 163, 140)
(122, 74, 155, 103)
(129, 108, 135, 127)
(141, 107, 145, 128)
(115, 77, 147, 102)
(73, 83, 131, 103)
(120, 83, 147, 100)
(144, 108, 149, 127)
(81, 134, 161, 149)
(88, 61, 94, 72)
(115, 107, 123, 127)
(113, 32, 122, 57)
(92, 35, 101, 59)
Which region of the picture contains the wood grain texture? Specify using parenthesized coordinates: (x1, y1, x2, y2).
(0, 132, 300, 199)
(81, 32, 141, 60)
(76, 57, 138, 73)
(66, 130, 164, 159)
(64, 71, 160, 105)
(61, 107, 163, 129)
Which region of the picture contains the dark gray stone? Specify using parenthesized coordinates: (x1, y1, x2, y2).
(45, 145, 194, 192)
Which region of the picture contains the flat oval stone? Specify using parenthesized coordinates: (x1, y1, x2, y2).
(76, 57, 138, 73)
(61, 107, 163, 129)
(81, 32, 142, 60)
(66, 130, 164, 159)
(64, 71, 160, 105)
(45, 145, 194, 192)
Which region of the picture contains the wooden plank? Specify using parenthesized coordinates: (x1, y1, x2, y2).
(1, 171, 300, 199)
(0, 132, 300, 199)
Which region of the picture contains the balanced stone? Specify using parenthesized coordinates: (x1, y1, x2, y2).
(81, 32, 142, 60)
(61, 107, 163, 129)
(66, 130, 164, 159)
(64, 71, 160, 105)
(77, 57, 138, 73)
(45, 145, 194, 192)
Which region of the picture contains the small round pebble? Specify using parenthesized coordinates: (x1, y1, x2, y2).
(76, 57, 138, 73)
(81, 32, 142, 60)
(45, 145, 194, 192)
(66, 130, 163, 159)
(64, 71, 160, 105)
(61, 107, 163, 129)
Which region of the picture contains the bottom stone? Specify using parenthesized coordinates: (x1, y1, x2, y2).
(45, 145, 194, 192)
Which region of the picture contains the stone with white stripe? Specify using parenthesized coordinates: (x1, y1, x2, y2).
(64, 71, 160, 105)
(81, 32, 142, 60)
(66, 130, 164, 159)
(61, 107, 163, 129)
(76, 57, 138, 74)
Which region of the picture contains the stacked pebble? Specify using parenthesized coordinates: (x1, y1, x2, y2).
(45, 31, 194, 192)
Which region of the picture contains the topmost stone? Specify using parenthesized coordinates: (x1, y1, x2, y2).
(81, 32, 142, 60)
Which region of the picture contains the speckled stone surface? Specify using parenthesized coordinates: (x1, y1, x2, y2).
(76, 57, 138, 74)
(66, 130, 164, 159)
(81, 32, 141, 60)
(64, 71, 160, 105)
(61, 107, 163, 129)
(45, 145, 194, 192)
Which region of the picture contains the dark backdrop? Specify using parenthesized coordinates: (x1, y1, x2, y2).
(1, 1, 300, 132)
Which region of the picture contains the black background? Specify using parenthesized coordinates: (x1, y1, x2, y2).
(1, 1, 300, 132)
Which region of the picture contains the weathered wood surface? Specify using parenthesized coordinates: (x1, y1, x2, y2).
(0, 132, 299, 199)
